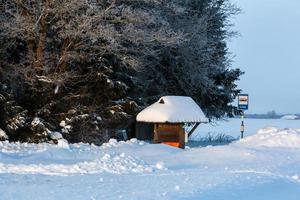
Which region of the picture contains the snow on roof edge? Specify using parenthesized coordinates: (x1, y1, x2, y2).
(136, 96, 209, 123)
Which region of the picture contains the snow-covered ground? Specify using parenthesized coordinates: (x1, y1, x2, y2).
(0, 124, 300, 199)
(281, 115, 299, 120)
(192, 118, 300, 139)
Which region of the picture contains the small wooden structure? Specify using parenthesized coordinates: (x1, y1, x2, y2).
(136, 96, 208, 148)
(153, 123, 185, 148)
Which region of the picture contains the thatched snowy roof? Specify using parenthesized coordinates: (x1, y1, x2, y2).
(136, 96, 209, 123)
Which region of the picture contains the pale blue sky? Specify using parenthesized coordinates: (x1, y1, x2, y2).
(229, 0, 300, 114)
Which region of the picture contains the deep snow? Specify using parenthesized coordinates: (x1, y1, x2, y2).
(0, 126, 300, 199)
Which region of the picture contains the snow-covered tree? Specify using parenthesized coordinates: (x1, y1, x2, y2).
(0, 0, 242, 143)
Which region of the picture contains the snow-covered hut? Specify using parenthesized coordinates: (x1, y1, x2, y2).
(136, 96, 208, 148)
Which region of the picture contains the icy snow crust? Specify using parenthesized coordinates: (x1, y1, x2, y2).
(1, 127, 300, 199)
(137, 96, 209, 123)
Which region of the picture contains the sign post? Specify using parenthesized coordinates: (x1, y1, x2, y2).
(240, 112, 245, 139)
(238, 94, 249, 139)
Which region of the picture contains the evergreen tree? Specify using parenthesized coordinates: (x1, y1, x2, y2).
(0, 0, 243, 143)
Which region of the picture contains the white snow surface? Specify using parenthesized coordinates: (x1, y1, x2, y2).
(236, 127, 300, 148)
(137, 96, 209, 123)
(0, 139, 155, 176)
(48, 131, 63, 140)
(281, 115, 299, 120)
(0, 127, 300, 199)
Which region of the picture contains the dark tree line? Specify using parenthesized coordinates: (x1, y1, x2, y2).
(0, 0, 243, 144)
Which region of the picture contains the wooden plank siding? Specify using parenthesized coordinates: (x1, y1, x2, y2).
(154, 123, 185, 149)
(135, 122, 154, 141)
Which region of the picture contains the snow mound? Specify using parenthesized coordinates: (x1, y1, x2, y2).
(48, 131, 63, 140)
(0, 139, 157, 176)
(101, 138, 145, 149)
(281, 115, 299, 120)
(0, 153, 153, 175)
(0, 141, 50, 154)
(57, 139, 70, 149)
(236, 127, 300, 148)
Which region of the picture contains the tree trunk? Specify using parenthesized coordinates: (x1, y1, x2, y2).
(35, 0, 49, 73)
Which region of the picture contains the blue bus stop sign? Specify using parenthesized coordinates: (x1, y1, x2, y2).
(238, 94, 249, 110)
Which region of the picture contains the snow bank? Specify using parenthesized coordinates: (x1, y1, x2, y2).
(1, 126, 300, 199)
(48, 131, 63, 140)
(281, 115, 299, 120)
(236, 127, 300, 148)
(0, 139, 159, 176)
(0, 141, 50, 154)
(0, 153, 153, 175)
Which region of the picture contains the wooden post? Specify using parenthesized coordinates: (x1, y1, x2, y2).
(240, 111, 245, 139)
(188, 123, 200, 138)
(153, 123, 159, 143)
(179, 126, 185, 149)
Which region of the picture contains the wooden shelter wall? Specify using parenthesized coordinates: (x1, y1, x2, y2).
(135, 122, 154, 141)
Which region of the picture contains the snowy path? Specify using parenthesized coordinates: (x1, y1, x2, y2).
(0, 127, 300, 199)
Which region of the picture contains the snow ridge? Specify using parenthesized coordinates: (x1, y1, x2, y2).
(0, 139, 157, 176)
(0, 153, 153, 175)
(236, 127, 300, 148)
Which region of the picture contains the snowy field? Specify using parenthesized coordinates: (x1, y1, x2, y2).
(192, 118, 300, 139)
(0, 119, 300, 200)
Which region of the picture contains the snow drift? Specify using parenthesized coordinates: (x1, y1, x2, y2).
(281, 115, 299, 120)
(0, 127, 300, 199)
(236, 127, 300, 148)
(0, 139, 162, 176)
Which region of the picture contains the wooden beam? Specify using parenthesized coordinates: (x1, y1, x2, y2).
(188, 123, 200, 138)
